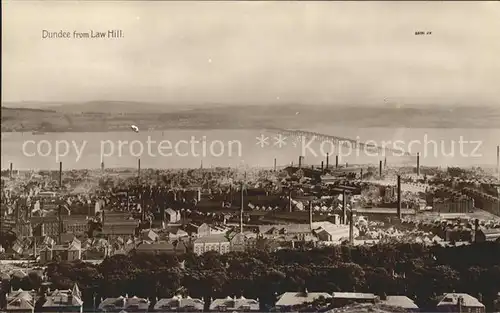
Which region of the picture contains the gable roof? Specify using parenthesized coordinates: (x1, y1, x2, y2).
(7, 297, 34, 311)
(437, 293, 485, 308)
(210, 296, 259, 311)
(154, 296, 204, 311)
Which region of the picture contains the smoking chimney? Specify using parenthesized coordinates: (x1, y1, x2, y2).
(417, 153, 420, 176)
(321, 161, 324, 172)
(298, 156, 302, 168)
(397, 175, 402, 219)
(59, 161, 63, 188)
(9, 163, 13, 179)
(274, 158, 277, 172)
(379, 160, 383, 177)
(384, 157, 387, 169)
(346, 162, 348, 168)
(497, 145, 499, 175)
(326, 153, 329, 169)
(342, 190, 347, 224)
(336, 155, 339, 168)
(101, 161, 104, 172)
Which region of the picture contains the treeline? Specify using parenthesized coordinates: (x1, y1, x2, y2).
(4, 242, 500, 311)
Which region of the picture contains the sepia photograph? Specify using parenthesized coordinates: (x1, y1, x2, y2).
(1, 1, 500, 312)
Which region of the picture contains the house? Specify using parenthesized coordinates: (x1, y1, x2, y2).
(39, 241, 82, 264)
(229, 232, 247, 252)
(380, 295, 419, 312)
(40, 286, 83, 312)
(275, 290, 332, 311)
(209, 296, 259, 312)
(153, 295, 204, 312)
(312, 222, 356, 243)
(185, 223, 211, 238)
(331, 292, 378, 307)
(133, 242, 175, 255)
(5, 289, 34, 313)
(98, 296, 149, 312)
(165, 208, 181, 223)
(193, 234, 230, 255)
(167, 229, 189, 240)
(436, 293, 485, 313)
(101, 222, 138, 239)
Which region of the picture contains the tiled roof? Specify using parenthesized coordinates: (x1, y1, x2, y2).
(135, 242, 174, 251)
(193, 234, 229, 244)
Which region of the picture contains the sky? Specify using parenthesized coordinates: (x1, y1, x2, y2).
(2, 1, 500, 106)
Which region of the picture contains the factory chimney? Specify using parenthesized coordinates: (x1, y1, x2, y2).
(58, 204, 63, 244)
(309, 201, 313, 231)
(349, 208, 354, 245)
(384, 157, 387, 169)
(379, 160, 383, 177)
(274, 158, 277, 172)
(497, 146, 499, 175)
(59, 161, 63, 188)
(326, 153, 329, 170)
(240, 181, 244, 233)
(336, 155, 339, 168)
(360, 169, 363, 180)
(9, 163, 13, 179)
(289, 189, 293, 213)
(346, 162, 348, 168)
(298, 156, 303, 168)
(417, 153, 420, 176)
(342, 190, 347, 224)
(137, 159, 141, 182)
(321, 161, 324, 172)
(397, 175, 402, 219)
